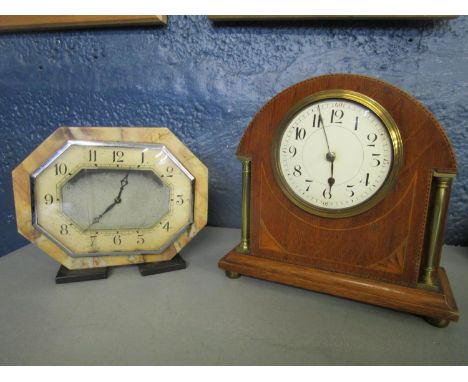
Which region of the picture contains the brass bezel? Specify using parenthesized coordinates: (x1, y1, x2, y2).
(272, 89, 403, 218)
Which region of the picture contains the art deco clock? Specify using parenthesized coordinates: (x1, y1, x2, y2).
(219, 74, 458, 327)
(13, 127, 207, 282)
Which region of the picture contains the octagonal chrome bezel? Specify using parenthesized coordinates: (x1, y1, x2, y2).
(31, 140, 195, 257)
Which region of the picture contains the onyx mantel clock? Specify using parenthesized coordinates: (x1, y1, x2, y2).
(13, 127, 208, 283)
(219, 74, 458, 327)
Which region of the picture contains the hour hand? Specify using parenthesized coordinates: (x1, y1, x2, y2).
(115, 172, 130, 201)
(120, 176, 129, 188)
(326, 152, 336, 192)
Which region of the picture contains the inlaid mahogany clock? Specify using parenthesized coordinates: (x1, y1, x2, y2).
(13, 127, 208, 282)
(219, 74, 458, 327)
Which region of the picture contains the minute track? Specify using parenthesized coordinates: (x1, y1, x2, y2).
(277, 95, 395, 215)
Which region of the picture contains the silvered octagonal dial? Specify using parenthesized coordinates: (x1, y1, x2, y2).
(62, 169, 170, 231)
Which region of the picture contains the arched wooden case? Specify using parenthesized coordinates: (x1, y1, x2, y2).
(219, 74, 458, 326)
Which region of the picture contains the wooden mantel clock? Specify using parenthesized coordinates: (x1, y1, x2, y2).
(219, 74, 458, 327)
(13, 127, 208, 283)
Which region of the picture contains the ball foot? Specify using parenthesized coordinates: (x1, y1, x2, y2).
(424, 317, 450, 328)
(225, 270, 241, 279)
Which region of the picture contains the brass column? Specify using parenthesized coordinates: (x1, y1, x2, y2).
(236, 158, 251, 254)
(420, 172, 455, 288)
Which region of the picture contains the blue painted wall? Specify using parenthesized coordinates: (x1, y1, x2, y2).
(0, 16, 467, 256)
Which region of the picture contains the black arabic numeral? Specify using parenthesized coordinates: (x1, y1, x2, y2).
(330, 109, 344, 124)
(312, 114, 324, 127)
(367, 133, 378, 147)
(289, 146, 297, 157)
(346, 185, 355, 197)
(371, 153, 381, 167)
(360, 173, 370, 186)
(90, 235, 97, 246)
(88, 149, 97, 162)
(176, 195, 184, 205)
(354, 116, 359, 130)
(163, 222, 170, 232)
(293, 165, 302, 177)
(166, 166, 174, 177)
(44, 194, 54, 205)
(60, 224, 69, 235)
(112, 150, 124, 163)
(137, 234, 145, 245)
(54, 163, 67, 175)
(323, 188, 332, 199)
(295, 127, 306, 140)
(113, 234, 122, 245)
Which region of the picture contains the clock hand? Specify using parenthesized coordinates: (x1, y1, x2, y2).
(114, 171, 130, 203)
(328, 156, 336, 193)
(317, 105, 336, 192)
(87, 171, 131, 228)
(317, 105, 332, 155)
(90, 201, 118, 225)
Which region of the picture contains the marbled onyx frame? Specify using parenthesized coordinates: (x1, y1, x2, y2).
(12, 127, 208, 270)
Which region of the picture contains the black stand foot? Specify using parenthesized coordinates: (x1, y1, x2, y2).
(138, 254, 186, 276)
(225, 270, 241, 279)
(55, 265, 109, 284)
(424, 316, 450, 328)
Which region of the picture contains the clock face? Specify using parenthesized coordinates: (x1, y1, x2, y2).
(32, 141, 194, 256)
(275, 91, 402, 217)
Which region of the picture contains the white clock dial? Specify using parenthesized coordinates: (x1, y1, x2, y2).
(277, 97, 395, 214)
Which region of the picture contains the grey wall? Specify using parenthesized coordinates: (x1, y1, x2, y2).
(0, 16, 467, 256)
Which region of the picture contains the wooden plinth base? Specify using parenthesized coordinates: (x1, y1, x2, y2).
(219, 248, 459, 324)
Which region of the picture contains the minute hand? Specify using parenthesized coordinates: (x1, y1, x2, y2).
(317, 105, 332, 155)
(317, 105, 336, 192)
(91, 201, 118, 225)
(88, 171, 130, 227)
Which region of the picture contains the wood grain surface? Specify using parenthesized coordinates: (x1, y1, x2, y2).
(220, 74, 458, 322)
(0, 16, 167, 32)
(220, 247, 459, 321)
